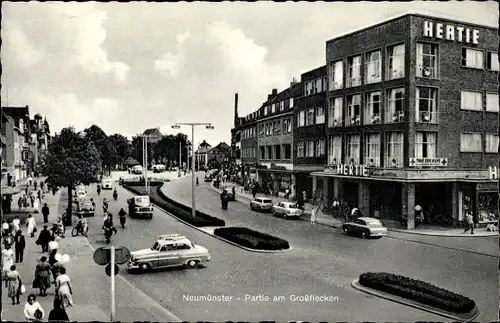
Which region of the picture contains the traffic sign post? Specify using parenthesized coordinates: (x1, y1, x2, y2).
(111, 245, 115, 322)
(93, 247, 110, 266)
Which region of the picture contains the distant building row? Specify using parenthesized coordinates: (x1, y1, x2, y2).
(231, 13, 498, 229)
(1, 106, 51, 187)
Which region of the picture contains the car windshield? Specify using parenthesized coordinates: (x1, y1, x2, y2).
(262, 199, 272, 203)
(136, 197, 150, 204)
(151, 242, 160, 250)
(364, 219, 382, 226)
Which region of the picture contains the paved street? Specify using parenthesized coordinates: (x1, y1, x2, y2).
(156, 172, 499, 322)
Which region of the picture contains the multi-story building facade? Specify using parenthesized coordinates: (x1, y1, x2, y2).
(256, 83, 302, 197)
(294, 66, 328, 200)
(311, 13, 498, 229)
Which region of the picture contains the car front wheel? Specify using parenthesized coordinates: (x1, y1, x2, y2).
(361, 231, 368, 239)
(343, 227, 349, 235)
(139, 263, 151, 271)
(186, 260, 199, 268)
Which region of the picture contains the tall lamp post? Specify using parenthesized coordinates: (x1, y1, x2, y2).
(138, 134, 155, 194)
(172, 123, 214, 218)
(178, 141, 182, 178)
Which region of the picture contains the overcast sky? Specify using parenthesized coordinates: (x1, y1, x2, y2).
(1, 1, 497, 146)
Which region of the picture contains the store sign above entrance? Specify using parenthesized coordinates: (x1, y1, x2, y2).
(409, 158, 448, 167)
(489, 166, 498, 180)
(423, 21, 479, 44)
(325, 164, 369, 177)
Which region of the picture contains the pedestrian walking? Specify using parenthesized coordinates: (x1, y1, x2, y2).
(55, 267, 73, 307)
(48, 298, 69, 321)
(40, 181, 44, 192)
(310, 206, 317, 224)
(26, 214, 37, 238)
(6, 265, 23, 305)
(30, 194, 35, 208)
(34, 256, 51, 296)
(36, 225, 51, 253)
(23, 195, 28, 208)
(12, 216, 21, 235)
(2, 245, 15, 287)
(18, 196, 23, 210)
(24, 294, 45, 321)
(28, 177, 33, 187)
(33, 197, 40, 214)
(34, 181, 38, 191)
(42, 203, 50, 224)
(51, 258, 64, 286)
(2, 220, 10, 236)
(49, 235, 59, 252)
(14, 230, 26, 263)
(464, 212, 475, 234)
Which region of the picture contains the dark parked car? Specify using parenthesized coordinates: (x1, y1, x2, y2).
(342, 217, 388, 239)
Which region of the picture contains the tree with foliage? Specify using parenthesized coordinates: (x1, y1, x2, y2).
(83, 125, 108, 174)
(108, 134, 131, 169)
(41, 127, 101, 226)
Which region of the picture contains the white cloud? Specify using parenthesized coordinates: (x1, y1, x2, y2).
(1, 21, 44, 67)
(154, 31, 190, 77)
(52, 3, 130, 82)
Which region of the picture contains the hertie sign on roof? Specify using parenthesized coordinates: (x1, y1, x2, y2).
(423, 21, 479, 45)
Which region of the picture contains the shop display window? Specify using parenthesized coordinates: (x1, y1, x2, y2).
(477, 192, 498, 223)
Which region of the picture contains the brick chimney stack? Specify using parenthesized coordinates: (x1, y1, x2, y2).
(234, 93, 239, 127)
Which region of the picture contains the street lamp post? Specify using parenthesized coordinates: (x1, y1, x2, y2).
(138, 134, 155, 194)
(178, 141, 182, 178)
(172, 123, 214, 218)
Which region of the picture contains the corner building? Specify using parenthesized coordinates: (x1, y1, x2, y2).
(311, 14, 498, 229)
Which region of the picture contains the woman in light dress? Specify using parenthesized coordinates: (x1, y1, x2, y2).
(11, 216, 21, 235)
(6, 264, 22, 305)
(2, 245, 14, 287)
(55, 267, 73, 307)
(24, 294, 45, 321)
(26, 214, 37, 238)
(33, 197, 40, 214)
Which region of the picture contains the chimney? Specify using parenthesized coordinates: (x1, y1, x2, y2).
(290, 77, 298, 87)
(272, 89, 278, 95)
(234, 93, 239, 127)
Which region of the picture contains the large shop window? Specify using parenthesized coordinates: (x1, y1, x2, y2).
(416, 43, 439, 78)
(260, 146, 266, 159)
(329, 60, 343, 91)
(416, 87, 438, 123)
(487, 52, 499, 71)
(415, 132, 437, 158)
(478, 192, 499, 223)
(386, 88, 405, 123)
(485, 134, 498, 153)
(365, 50, 382, 84)
(365, 91, 381, 125)
(386, 132, 403, 168)
(328, 97, 343, 127)
(460, 133, 482, 152)
(328, 135, 342, 165)
(298, 111, 306, 127)
(283, 144, 291, 160)
(387, 43, 405, 80)
(306, 108, 315, 126)
(364, 133, 380, 166)
(460, 91, 482, 111)
(347, 55, 362, 87)
(305, 140, 315, 157)
(461, 48, 484, 69)
(345, 133, 361, 164)
(486, 93, 499, 112)
(346, 94, 361, 126)
(315, 139, 325, 157)
(316, 107, 325, 124)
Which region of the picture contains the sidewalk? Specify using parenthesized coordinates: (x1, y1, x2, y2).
(2, 184, 181, 322)
(211, 181, 315, 215)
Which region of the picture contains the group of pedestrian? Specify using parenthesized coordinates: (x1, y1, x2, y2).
(1, 176, 72, 321)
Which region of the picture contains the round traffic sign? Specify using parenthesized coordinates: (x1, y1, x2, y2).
(114, 246, 131, 265)
(93, 247, 110, 266)
(105, 263, 120, 277)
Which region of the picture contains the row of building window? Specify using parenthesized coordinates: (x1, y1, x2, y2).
(303, 76, 328, 96)
(258, 118, 292, 137)
(328, 43, 498, 90)
(296, 139, 326, 157)
(259, 144, 292, 160)
(263, 98, 295, 116)
(297, 107, 325, 127)
(241, 126, 257, 139)
(241, 148, 257, 158)
(327, 132, 498, 168)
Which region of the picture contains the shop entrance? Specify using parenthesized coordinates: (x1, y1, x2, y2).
(415, 183, 451, 225)
(343, 181, 359, 207)
(370, 181, 402, 220)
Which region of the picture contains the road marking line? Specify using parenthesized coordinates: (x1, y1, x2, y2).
(83, 237, 182, 322)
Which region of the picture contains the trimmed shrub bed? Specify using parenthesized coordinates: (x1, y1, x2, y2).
(122, 183, 225, 227)
(214, 227, 290, 250)
(358, 272, 475, 314)
(120, 180, 165, 186)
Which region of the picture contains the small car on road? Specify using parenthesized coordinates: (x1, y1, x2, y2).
(272, 201, 303, 219)
(101, 177, 113, 190)
(342, 217, 388, 239)
(77, 198, 95, 217)
(76, 188, 87, 200)
(128, 234, 211, 272)
(127, 196, 154, 219)
(250, 197, 273, 212)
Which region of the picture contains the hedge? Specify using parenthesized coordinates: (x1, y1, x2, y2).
(358, 272, 475, 314)
(214, 227, 290, 250)
(122, 183, 225, 227)
(120, 180, 165, 186)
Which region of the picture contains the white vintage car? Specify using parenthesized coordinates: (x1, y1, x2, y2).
(272, 201, 303, 219)
(101, 177, 113, 190)
(128, 234, 211, 272)
(250, 197, 273, 212)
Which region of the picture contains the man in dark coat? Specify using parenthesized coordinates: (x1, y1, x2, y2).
(37, 225, 51, 253)
(14, 230, 26, 263)
(42, 203, 50, 224)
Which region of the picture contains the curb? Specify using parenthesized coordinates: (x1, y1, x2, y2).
(123, 185, 291, 254)
(351, 279, 479, 322)
(389, 228, 498, 237)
